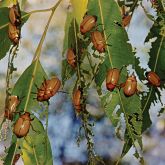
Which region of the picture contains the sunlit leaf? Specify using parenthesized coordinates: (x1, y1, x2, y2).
(62, 0, 88, 55)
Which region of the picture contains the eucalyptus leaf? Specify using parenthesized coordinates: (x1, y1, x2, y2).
(0, 8, 28, 60)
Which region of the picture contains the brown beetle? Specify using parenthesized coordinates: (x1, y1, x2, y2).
(73, 89, 82, 112)
(13, 112, 33, 138)
(121, 5, 132, 27)
(146, 71, 161, 87)
(91, 30, 106, 53)
(106, 68, 120, 91)
(37, 77, 61, 102)
(66, 48, 76, 68)
(122, 75, 137, 97)
(80, 15, 97, 34)
(8, 23, 20, 45)
(9, 5, 21, 26)
(122, 15, 132, 27)
(5, 95, 20, 120)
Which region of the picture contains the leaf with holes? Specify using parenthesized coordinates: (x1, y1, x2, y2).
(141, 14, 165, 132)
(88, 0, 143, 159)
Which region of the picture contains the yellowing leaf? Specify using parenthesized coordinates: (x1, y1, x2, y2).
(70, 0, 88, 24)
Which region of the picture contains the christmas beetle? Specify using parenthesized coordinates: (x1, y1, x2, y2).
(13, 112, 33, 138)
(122, 75, 137, 97)
(106, 68, 120, 91)
(80, 15, 97, 34)
(73, 89, 82, 112)
(122, 15, 132, 27)
(91, 30, 106, 53)
(66, 48, 76, 68)
(36, 77, 61, 102)
(146, 71, 161, 87)
(5, 95, 20, 120)
(8, 23, 20, 45)
(9, 4, 21, 26)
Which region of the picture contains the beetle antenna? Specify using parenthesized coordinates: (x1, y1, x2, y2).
(114, 21, 122, 27)
(106, 44, 112, 47)
(34, 83, 39, 90)
(31, 92, 37, 94)
(106, 34, 111, 41)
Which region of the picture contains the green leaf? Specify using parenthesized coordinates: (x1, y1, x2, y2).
(0, 8, 28, 60)
(21, 117, 53, 165)
(4, 135, 17, 165)
(141, 15, 165, 132)
(62, 0, 88, 55)
(61, 59, 75, 86)
(4, 117, 53, 165)
(12, 61, 48, 112)
(87, 0, 134, 86)
(87, 0, 142, 158)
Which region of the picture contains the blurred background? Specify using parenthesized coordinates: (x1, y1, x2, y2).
(0, 0, 165, 164)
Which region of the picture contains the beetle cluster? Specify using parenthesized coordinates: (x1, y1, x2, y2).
(8, 3, 21, 45)
(4, 77, 61, 139)
(80, 15, 106, 53)
(106, 68, 161, 97)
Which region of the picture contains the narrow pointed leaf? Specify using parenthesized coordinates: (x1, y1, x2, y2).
(88, 0, 142, 158)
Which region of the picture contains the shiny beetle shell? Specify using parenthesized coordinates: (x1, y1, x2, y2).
(122, 15, 132, 27)
(146, 71, 161, 87)
(8, 23, 20, 44)
(66, 48, 76, 68)
(13, 112, 32, 138)
(123, 75, 137, 97)
(80, 15, 97, 34)
(73, 89, 81, 112)
(91, 31, 106, 53)
(37, 77, 61, 102)
(5, 95, 20, 120)
(9, 5, 21, 26)
(106, 68, 120, 91)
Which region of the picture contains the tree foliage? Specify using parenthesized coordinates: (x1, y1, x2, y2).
(0, 0, 164, 164)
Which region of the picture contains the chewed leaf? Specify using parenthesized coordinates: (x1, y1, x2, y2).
(141, 14, 165, 131)
(88, 0, 143, 159)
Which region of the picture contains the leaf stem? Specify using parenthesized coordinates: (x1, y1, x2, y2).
(23, 0, 62, 112)
(0, 3, 61, 30)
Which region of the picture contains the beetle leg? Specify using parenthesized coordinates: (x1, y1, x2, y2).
(46, 100, 50, 106)
(119, 65, 127, 74)
(106, 44, 112, 47)
(34, 83, 39, 90)
(30, 124, 41, 134)
(119, 82, 125, 90)
(114, 20, 122, 27)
